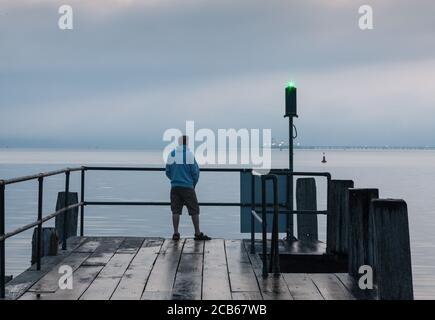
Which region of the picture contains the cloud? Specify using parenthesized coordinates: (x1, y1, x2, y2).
(0, 0, 434, 147)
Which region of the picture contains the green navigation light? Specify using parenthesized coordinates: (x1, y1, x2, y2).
(287, 81, 296, 89)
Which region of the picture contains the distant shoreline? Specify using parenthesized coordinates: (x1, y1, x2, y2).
(0, 146, 434, 151)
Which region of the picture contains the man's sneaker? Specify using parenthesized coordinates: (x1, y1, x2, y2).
(194, 232, 211, 241)
(172, 233, 180, 241)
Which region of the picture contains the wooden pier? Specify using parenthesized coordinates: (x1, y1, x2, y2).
(1, 166, 415, 300)
(5, 236, 362, 300)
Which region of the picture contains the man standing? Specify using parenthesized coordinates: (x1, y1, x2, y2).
(165, 135, 211, 241)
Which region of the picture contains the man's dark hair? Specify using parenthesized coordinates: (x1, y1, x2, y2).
(182, 135, 188, 145)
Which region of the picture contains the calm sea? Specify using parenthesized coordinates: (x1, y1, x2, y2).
(1, 148, 434, 299)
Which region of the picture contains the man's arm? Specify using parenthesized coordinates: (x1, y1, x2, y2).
(190, 158, 200, 187)
(165, 151, 174, 180)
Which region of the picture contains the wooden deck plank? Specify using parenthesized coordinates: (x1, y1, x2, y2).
(80, 253, 137, 300)
(28, 252, 92, 293)
(225, 240, 261, 293)
(282, 273, 324, 300)
(256, 275, 294, 300)
(142, 239, 185, 295)
(243, 242, 292, 300)
(74, 237, 104, 253)
(111, 239, 164, 300)
(309, 273, 356, 300)
(335, 273, 374, 300)
(82, 238, 124, 266)
(141, 291, 173, 300)
(202, 239, 232, 300)
(5, 237, 87, 300)
(117, 237, 145, 254)
(232, 292, 263, 300)
(182, 238, 204, 254)
(20, 266, 103, 300)
(172, 242, 204, 300)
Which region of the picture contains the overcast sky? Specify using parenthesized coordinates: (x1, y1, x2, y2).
(0, 0, 434, 148)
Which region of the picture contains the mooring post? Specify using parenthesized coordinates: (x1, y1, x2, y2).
(370, 199, 413, 300)
(348, 188, 379, 278)
(55, 191, 78, 247)
(31, 227, 59, 265)
(296, 178, 318, 242)
(327, 179, 354, 255)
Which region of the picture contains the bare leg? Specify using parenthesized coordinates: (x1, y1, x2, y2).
(172, 214, 180, 234)
(191, 214, 201, 235)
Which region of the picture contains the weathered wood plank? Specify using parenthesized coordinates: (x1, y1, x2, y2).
(182, 238, 204, 254)
(74, 237, 104, 253)
(20, 266, 103, 300)
(202, 239, 232, 300)
(28, 252, 92, 293)
(309, 273, 355, 300)
(256, 275, 293, 300)
(282, 273, 324, 300)
(335, 273, 374, 300)
(5, 237, 87, 300)
(80, 253, 136, 300)
(117, 237, 145, 254)
(225, 240, 260, 293)
(243, 241, 292, 300)
(232, 292, 263, 300)
(111, 239, 164, 300)
(143, 239, 185, 294)
(82, 238, 124, 266)
(141, 291, 173, 300)
(172, 245, 204, 300)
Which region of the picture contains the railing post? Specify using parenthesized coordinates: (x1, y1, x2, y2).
(36, 176, 44, 271)
(250, 172, 255, 254)
(80, 168, 85, 237)
(261, 177, 267, 277)
(62, 170, 70, 250)
(0, 182, 5, 299)
(270, 177, 280, 275)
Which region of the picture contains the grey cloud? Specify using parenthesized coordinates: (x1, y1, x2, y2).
(0, 0, 434, 147)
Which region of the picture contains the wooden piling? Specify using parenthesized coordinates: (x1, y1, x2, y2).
(370, 199, 413, 300)
(326, 180, 354, 255)
(296, 178, 318, 242)
(348, 188, 379, 278)
(31, 227, 59, 264)
(55, 192, 79, 242)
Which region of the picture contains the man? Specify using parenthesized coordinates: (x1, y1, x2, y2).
(165, 135, 211, 241)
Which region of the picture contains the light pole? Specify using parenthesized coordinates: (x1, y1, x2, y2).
(284, 81, 297, 240)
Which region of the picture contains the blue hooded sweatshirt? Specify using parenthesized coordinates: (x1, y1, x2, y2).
(165, 145, 200, 189)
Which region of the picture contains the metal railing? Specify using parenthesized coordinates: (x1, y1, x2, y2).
(0, 166, 331, 298)
(249, 170, 332, 276)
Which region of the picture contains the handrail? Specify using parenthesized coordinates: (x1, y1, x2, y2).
(249, 169, 332, 276)
(261, 174, 280, 276)
(0, 167, 82, 186)
(0, 165, 332, 298)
